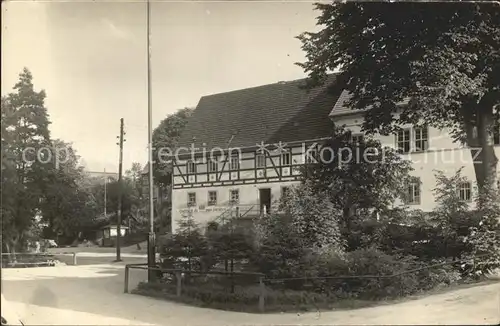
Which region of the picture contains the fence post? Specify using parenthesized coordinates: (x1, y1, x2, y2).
(175, 271, 182, 297)
(258, 276, 265, 313)
(124, 265, 130, 293)
(72, 253, 77, 265)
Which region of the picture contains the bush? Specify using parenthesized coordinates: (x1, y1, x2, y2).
(133, 279, 334, 312)
(205, 217, 256, 272)
(463, 183, 500, 276)
(157, 212, 209, 271)
(291, 247, 462, 300)
(1, 253, 62, 268)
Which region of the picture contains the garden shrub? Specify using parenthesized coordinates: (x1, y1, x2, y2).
(134, 279, 333, 312)
(205, 217, 256, 273)
(463, 183, 500, 277)
(290, 247, 462, 300)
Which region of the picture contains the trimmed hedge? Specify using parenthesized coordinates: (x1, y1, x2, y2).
(132, 280, 374, 313)
(1, 253, 62, 268)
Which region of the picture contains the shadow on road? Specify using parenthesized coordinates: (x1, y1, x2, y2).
(1, 262, 249, 326)
(2, 262, 499, 326)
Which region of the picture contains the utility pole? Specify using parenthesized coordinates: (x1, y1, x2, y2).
(146, 0, 156, 282)
(115, 118, 125, 262)
(104, 168, 107, 217)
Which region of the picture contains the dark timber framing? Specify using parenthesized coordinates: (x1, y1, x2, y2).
(172, 138, 329, 190)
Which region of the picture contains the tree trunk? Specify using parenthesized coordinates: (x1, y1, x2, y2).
(8, 240, 17, 263)
(465, 109, 498, 191)
(342, 204, 354, 232)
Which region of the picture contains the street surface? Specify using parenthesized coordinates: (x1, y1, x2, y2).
(1, 257, 499, 325)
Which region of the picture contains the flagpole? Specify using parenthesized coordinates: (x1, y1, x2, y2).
(147, 0, 156, 282)
(104, 168, 107, 217)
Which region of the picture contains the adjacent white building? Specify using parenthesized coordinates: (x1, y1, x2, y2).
(330, 89, 500, 211)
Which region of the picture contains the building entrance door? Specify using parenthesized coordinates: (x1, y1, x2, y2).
(259, 188, 271, 215)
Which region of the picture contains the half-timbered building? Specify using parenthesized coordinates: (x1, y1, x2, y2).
(171, 74, 343, 231)
(170, 74, 500, 231)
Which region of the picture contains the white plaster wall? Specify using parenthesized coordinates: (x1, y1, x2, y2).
(171, 181, 299, 232)
(334, 114, 500, 211)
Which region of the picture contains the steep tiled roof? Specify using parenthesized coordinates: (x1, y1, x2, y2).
(176, 74, 343, 151)
(329, 90, 410, 117)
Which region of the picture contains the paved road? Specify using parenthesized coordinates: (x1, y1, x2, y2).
(2, 262, 499, 325)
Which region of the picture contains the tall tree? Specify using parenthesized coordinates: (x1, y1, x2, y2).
(125, 162, 144, 198)
(1, 68, 52, 255)
(297, 2, 500, 191)
(39, 140, 98, 243)
(152, 107, 194, 187)
(303, 126, 413, 229)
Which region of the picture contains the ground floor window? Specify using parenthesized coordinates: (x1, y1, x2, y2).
(208, 191, 217, 206)
(229, 189, 239, 204)
(187, 192, 196, 207)
(458, 181, 472, 202)
(405, 177, 421, 205)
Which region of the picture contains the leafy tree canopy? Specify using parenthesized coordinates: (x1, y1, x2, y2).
(152, 108, 194, 186)
(298, 2, 500, 188)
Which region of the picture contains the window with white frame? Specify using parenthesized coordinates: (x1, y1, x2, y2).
(187, 192, 196, 207)
(405, 178, 421, 205)
(256, 154, 266, 168)
(396, 129, 411, 154)
(351, 134, 364, 145)
(414, 126, 429, 152)
(186, 160, 196, 174)
(229, 189, 239, 204)
(458, 181, 472, 202)
(207, 159, 218, 173)
(229, 154, 240, 170)
(281, 152, 291, 165)
(208, 191, 217, 206)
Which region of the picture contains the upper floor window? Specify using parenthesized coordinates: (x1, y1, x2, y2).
(404, 177, 421, 205)
(351, 134, 364, 145)
(208, 191, 217, 206)
(414, 126, 429, 152)
(229, 189, 240, 204)
(458, 181, 472, 202)
(256, 154, 266, 168)
(187, 192, 196, 207)
(207, 159, 218, 173)
(229, 154, 240, 171)
(186, 160, 196, 174)
(396, 129, 411, 154)
(396, 126, 429, 153)
(281, 152, 291, 166)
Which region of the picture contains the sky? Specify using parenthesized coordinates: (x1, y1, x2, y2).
(2, 0, 320, 173)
